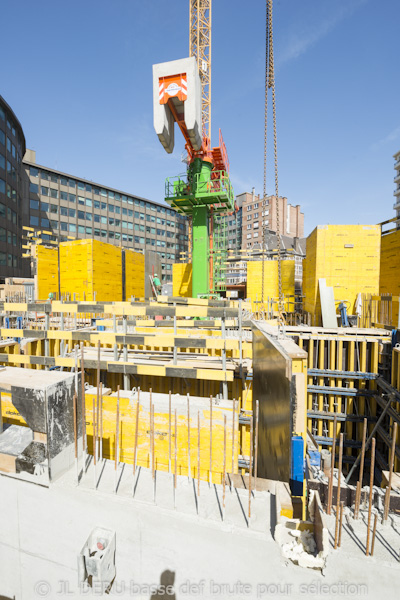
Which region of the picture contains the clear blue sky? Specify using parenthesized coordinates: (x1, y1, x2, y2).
(2, 0, 399, 235)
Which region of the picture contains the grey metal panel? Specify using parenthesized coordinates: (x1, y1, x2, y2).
(252, 324, 292, 482)
(318, 279, 337, 328)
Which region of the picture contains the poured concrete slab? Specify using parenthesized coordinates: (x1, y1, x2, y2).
(1, 461, 400, 600)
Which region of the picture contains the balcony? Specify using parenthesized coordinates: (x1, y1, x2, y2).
(394, 187, 400, 197)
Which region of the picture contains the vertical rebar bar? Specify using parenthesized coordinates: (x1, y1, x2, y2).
(366, 438, 376, 556)
(355, 418, 367, 519)
(114, 386, 120, 493)
(209, 395, 213, 485)
(383, 422, 397, 523)
(334, 433, 343, 549)
(327, 415, 337, 515)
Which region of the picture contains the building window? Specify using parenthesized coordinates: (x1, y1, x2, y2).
(41, 202, 49, 212)
(30, 182, 39, 194)
(60, 207, 68, 216)
(77, 181, 85, 190)
(50, 189, 58, 199)
(69, 179, 76, 188)
(30, 216, 39, 226)
(61, 222, 68, 231)
(41, 186, 49, 196)
(41, 218, 50, 227)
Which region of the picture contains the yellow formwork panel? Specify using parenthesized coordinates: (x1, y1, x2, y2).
(85, 390, 239, 484)
(125, 249, 145, 298)
(303, 225, 381, 324)
(60, 239, 123, 301)
(391, 347, 400, 472)
(247, 260, 295, 312)
(34, 245, 58, 300)
(380, 229, 400, 296)
(173, 263, 192, 297)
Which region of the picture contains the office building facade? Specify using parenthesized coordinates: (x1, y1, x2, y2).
(0, 96, 28, 278)
(24, 152, 188, 283)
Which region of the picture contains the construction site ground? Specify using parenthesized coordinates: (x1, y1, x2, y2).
(1, 465, 399, 599)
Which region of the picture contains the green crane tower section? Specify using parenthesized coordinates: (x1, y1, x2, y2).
(153, 57, 234, 298)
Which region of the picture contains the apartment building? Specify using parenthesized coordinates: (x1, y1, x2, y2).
(241, 190, 304, 250)
(394, 149, 400, 223)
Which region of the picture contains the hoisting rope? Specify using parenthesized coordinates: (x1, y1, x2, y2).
(261, 0, 283, 320)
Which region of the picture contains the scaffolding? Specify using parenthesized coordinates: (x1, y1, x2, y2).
(211, 213, 227, 295)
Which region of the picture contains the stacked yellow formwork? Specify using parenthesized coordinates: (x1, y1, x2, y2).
(34, 239, 145, 301)
(33, 245, 58, 300)
(125, 249, 145, 298)
(173, 263, 192, 297)
(303, 225, 380, 324)
(380, 228, 400, 295)
(247, 260, 295, 312)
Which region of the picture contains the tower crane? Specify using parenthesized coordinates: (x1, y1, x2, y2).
(189, 0, 211, 140)
(153, 1, 233, 298)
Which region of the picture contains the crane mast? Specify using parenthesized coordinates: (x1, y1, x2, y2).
(189, 0, 211, 140)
